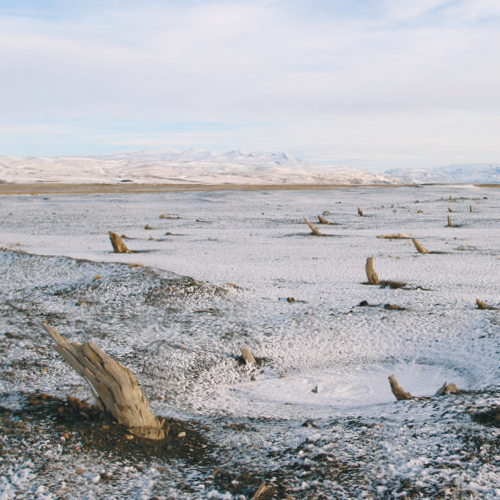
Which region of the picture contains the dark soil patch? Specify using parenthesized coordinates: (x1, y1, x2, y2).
(0, 394, 211, 464)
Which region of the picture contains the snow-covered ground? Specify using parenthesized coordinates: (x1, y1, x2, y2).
(1, 184, 500, 498)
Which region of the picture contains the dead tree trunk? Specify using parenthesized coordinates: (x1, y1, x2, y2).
(447, 216, 453, 227)
(109, 231, 131, 253)
(42, 324, 165, 440)
(303, 217, 323, 236)
(365, 257, 380, 285)
(412, 238, 429, 254)
(388, 375, 412, 400)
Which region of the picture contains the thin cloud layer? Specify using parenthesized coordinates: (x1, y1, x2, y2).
(0, 0, 499, 167)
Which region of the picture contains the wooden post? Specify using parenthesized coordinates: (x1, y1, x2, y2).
(365, 257, 380, 285)
(412, 238, 429, 254)
(42, 324, 165, 440)
(470, 205, 473, 213)
(303, 217, 323, 236)
(109, 231, 131, 253)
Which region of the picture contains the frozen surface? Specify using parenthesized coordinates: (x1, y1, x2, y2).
(2, 185, 500, 498)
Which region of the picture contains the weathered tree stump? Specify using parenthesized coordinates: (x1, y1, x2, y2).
(357, 207, 364, 216)
(241, 346, 257, 366)
(476, 299, 496, 310)
(435, 382, 459, 396)
(448, 208, 454, 213)
(447, 216, 453, 227)
(388, 375, 412, 400)
(412, 238, 429, 254)
(365, 257, 380, 285)
(303, 217, 323, 236)
(470, 205, 473, 213)
(389, 375, 459, 401)
(109, 231, 131, 253)
(42, 324, 165, 440)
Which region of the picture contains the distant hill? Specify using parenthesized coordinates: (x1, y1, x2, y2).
(0, 149, 405, 185)
(386, 163, 500, 184)
(1, 149, 498, 185)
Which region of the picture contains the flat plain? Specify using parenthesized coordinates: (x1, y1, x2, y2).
(1, 184, 500, 499)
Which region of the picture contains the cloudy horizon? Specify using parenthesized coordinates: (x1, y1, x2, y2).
(1, 0, 499, 170)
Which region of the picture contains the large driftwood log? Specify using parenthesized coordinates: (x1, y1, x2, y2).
(42, 324, 165, 440)
(365, 257, 380, 285)
(412, 238, 429, 254)
(388, 375, 412, 400)
(303, 217, 323, 236)
(109, 231, 131, 253)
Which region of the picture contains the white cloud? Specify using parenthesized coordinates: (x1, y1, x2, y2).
(0, 0, 500, 165)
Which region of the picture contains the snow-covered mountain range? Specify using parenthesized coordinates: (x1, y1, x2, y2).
(0, 148, 498, 185)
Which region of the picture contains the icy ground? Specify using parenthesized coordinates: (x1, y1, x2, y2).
(1, 185, 500, 499)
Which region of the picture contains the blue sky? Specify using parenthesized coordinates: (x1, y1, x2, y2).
(0, 0, 499, 169)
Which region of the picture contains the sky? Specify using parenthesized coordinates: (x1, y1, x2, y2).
(0, 0, 499, 170)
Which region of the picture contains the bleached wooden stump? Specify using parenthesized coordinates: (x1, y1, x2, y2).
(412, 238, 429, 254)
(109, 231, 131, 253)
(435, 382, 459, 396)
(365, 257, 380, 285)
(303, 217, 323, 236)
(241, 346, 257, 366)
(42, 324, 165, 440)
(447, 216, 453, 227)
(388, 375, 413, 401)
(389, 375, 459, 401)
